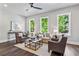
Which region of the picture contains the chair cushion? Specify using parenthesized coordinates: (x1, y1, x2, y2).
(51, 38, 59, 41)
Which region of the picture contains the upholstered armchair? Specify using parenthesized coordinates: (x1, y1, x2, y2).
(15, 32, 23, 43)
(48, 36, 67, 56)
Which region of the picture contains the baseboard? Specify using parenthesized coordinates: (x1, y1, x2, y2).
(0, 40, 8, 43)
(67, 40, 79, 45)
(0, 38, 15, 43)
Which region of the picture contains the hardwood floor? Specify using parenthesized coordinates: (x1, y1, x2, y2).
(0, 40, 79, 56)
(0, 40, 37, 56)
(65, 44, 79, 56)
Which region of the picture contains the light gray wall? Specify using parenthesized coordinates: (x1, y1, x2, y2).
(0, 8, 11, 42)
(0, 8, 26, 43)
(26, 4, 79, 42)
(11, 15, 26, 32)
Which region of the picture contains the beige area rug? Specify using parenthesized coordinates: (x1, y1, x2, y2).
(14, 43, 78, 56)
(14, 43, 50, 56)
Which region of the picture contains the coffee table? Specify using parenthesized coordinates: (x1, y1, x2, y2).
(25, 38, 43, 51)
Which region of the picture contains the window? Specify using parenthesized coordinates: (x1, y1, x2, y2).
(40, 17, 48, 33)
(57, 13, 71, 35)
(29, 18, 35, 32)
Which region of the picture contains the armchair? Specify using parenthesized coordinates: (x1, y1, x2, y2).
(48, 37, 67, 56)
(15, 32, 23, 43)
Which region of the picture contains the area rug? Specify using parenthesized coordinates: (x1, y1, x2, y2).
(14, 43, 50, 56)
(14, 43, 79, 56)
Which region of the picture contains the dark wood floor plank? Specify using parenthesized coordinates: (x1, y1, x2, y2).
(0, 40, 37, 56)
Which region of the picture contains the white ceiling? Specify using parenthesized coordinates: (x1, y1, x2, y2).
(0, 3, 78, 17)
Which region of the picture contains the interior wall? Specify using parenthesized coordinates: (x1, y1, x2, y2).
(26, 4, 79, 42)
(0, 8, 26, 43)
(11, 15, 26, 32)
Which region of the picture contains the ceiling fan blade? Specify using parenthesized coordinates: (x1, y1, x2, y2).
(32, 6, 42, 10)
(29, 3, 33, 7)
(29, 3, 42, 10)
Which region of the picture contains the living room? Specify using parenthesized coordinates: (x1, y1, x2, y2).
(0, 3, 79, 56)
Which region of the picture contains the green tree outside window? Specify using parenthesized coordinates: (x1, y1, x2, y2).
(40, 17, 48, 33)
(29, 19, 35, 32)
(58, 15, 69, 33)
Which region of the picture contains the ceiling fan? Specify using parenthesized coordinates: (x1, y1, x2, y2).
(29, 3, 42, 10)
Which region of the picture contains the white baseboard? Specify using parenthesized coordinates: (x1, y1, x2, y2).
(0, 40, 8, 43)
(67, 40, 79, 45)
(0, 38, 15, 43)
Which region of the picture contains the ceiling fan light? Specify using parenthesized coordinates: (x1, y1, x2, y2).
(3, 4, 8, 7)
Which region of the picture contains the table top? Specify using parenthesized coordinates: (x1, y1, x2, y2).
(26, 38, 42, 43)
(32, 39, 42, 43)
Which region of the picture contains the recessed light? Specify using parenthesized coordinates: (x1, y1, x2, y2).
(3, 4, 8, 7)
